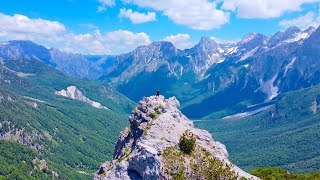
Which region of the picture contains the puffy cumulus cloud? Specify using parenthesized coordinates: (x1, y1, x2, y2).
(105, 30, 151, 45)
(0, 12, 151, 55)
(63, 33, 111, 54)
(163, 34, 195, 49)
(97, 0, 115, 12)
(123, 0, 230, 30)
(0, 12, 65, 38)
(92, 30, 151, 54)
(221, 0, 320, 18)
(119, 8, 156, 24)
(279, 11, 320, 29)
(62, 30, 151, 55)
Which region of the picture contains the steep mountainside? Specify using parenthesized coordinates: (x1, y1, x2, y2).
(0, 41, 112, 79)
(95, 96, 258, 180)
(100, 26, 320, 119)
(0, 140, 60, 179)
(0, 58, 135, 178)
(195, 84, 320, 173)
(1, 26, 318, 119)
(250, 167, 320, 179)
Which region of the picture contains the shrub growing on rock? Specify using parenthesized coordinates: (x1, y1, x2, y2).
(179, 130, 196, 155)
(149, 111, 158, 119)
(154, 105, 162, 111)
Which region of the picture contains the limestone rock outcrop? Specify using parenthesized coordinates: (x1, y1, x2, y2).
(55, 86, 109, 110)
(94, 96, 259, 180)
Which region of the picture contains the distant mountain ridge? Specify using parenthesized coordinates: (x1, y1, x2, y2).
(1, 26, 320, 177)
(0, 26, 319, 119)
(100, 26, 320, 118)
(0, 40, 107, 79)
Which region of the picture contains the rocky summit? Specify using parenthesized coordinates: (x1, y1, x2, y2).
(94, 96, 258, 180)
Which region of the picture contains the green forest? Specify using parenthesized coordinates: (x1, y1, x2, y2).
(0, 59, 135, 178)
(196, 85, 320, 173)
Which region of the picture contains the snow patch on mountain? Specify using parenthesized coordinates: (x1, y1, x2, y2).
(285, 32, 312, 43)
(217, 47, 225, 53)
(210, 53, 225, 64)
(241, 33, 257, 44)
(226, 46, 238, 55)
(239, 47, 259, 61)
(284, 57, 296, 76)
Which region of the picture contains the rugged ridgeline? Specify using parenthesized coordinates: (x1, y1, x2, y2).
(95, 96, 258, 180)
(1, 26, 319, 119)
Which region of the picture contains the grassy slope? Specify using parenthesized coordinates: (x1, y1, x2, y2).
(195, 85, 320, 173)
(0, 59, 135, 178)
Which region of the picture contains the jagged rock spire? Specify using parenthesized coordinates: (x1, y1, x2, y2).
(94, 96, 259, 180)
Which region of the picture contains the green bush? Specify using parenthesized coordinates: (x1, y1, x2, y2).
(162, 145, 238, 179)
(154, 105, 162, 111)
(149, 111, 158, 119)
(179, 130, 196, 155)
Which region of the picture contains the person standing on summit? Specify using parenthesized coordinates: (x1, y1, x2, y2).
(156, 90, 160, 100)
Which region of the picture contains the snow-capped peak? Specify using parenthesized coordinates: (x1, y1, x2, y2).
(284, 26, 315, 43)
(240, 33, 257, 44)
(285, 32, 310, 43)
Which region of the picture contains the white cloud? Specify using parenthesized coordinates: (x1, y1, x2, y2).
(0, 12, 151, 55)
(279, 11, 320, 29)
(97, 0, 115, 12)
(0, 12, 65, 36)
(103, 30, 151, 53)
(63, 33, 111, 54)
(163, 34, 195, 49)
(221, 0, 320, 18)
(123, 0, 230, 30)
(119, 8, 156, 24)
(62, 30, 151, 55)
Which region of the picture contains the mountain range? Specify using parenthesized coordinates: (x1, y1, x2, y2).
(0, 25, 320, 178)
(1, 26, 319, 120)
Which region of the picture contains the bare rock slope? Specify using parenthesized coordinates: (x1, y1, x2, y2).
(55, 86, 109, 110)
(95, 96, 259, 180)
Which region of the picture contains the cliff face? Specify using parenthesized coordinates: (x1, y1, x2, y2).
(94, 96, 259, 180)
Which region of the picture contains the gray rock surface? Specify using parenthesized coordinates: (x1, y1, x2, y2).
(94, 96, 259, 180)
(55, 86, 109, 110)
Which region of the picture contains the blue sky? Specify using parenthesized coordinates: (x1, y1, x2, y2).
(0, 0, 319, 54)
